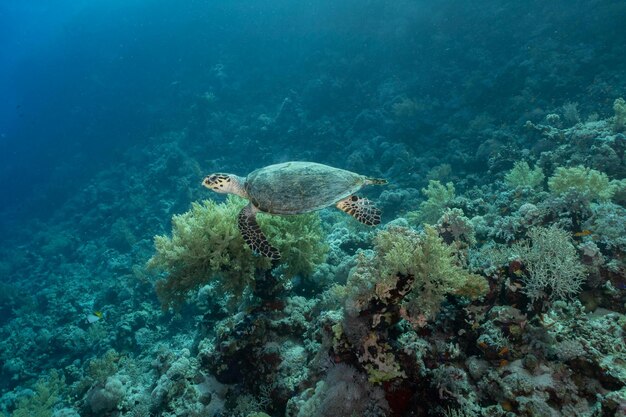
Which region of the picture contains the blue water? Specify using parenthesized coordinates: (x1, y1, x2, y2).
(1, 1, 625, 416)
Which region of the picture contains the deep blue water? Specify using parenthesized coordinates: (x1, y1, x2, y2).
(3, 0, 623, 228)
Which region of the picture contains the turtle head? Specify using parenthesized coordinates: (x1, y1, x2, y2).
(202, 173, 246, 197)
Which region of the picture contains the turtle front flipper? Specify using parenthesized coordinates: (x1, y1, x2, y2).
(238, 203, 281, 260)
(336, 195, 381, 226)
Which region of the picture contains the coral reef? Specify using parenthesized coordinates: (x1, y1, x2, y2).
(1, 3, 626, 417)
(512, 225, 587, 303)
(408, 180, 456, 225)
(287, 363, 389, 417)
(548, 166, 618, 202)
(3, 104, 625, 417)
(505, 161, 545, 190)
(148, 196, 327, 308)
(11, 371, 64, 417)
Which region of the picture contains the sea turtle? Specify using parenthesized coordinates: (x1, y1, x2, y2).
(202, 161, 387, 260)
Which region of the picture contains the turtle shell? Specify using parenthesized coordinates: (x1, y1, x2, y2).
(245, 161, 366, 214)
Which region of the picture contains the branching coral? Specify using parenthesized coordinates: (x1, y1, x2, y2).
(12, 370, 64, 417)
(374, 225, 488, 320)
(511, 225, 586, 302)
(335, 225, 488, 385)
(148, 196, 327, 308)
(407, 180, 456, 225)
(257, 211, 328, 279)
(547, 166, 616, 202)
(504, 161, 545, 190)
(148, 196, 258, 307)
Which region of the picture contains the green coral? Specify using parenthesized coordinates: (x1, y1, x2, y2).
(13, 370, 64, 417)
(504, 161, 545, 189)
(339, 225, 487, 387)
(257, 210, 328, 279)
(613, 97, 626, 132)
(374, 225, 488, 319)
(148, 196, 327, 308)
(407, 180, 456, 224)
(78, 349, 122, 391)
(548, 165, 617, 202)
(511, 225, 586, 302)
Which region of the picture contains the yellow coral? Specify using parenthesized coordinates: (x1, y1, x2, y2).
(373, 225, 488, 320)
(258, 211, 328, 279)
(13, 370, 64, 417)
(148, 196, 327, 308)
(548, 166, 616, 202)
(407, 180, 456, 225)
(505, 161, 545, 189)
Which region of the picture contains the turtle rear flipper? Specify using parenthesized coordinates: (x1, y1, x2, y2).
(238, 203, 281, 260)
(336, 195, 381, 226)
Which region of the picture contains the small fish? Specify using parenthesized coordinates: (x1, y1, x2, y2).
(86, 311, 104, 324)
(498, 347, 509, 356)
(573, 230, 593, 237)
